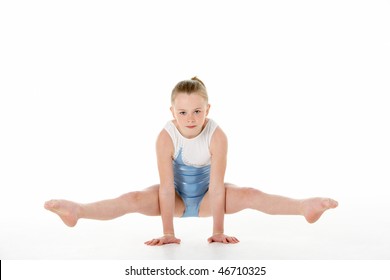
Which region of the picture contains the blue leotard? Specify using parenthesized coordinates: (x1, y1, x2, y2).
(164, 119, 218, 217)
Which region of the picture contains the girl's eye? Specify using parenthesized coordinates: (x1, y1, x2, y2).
(194, 110, 201, 114)
(179, 112, 186, 116)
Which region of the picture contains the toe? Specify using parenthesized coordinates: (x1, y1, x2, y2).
(44, 200, 54, 210)
(325, 198, 338, 209)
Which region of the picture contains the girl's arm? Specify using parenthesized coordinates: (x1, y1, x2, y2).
(145, 129, 180, 246)
(208, 127, 239, 243)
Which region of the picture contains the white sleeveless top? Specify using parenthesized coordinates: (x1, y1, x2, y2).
(164, 119, 218, 167)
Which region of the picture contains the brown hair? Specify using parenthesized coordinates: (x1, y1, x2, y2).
(171, 76, 208, 104)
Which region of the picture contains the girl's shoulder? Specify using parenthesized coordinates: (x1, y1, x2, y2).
(156, 127, 174, 148)
(156, 128, 174, 158)
(211, 125, 227, 142)
(209, 127, 228, 160)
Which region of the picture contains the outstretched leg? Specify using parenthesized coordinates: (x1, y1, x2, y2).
(224, 184, 338, 223)
(44, 185, 163, 227)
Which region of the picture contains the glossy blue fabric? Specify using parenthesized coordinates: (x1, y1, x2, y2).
(173, 149, 210, 217)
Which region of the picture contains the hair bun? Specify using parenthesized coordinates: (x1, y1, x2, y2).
(191, 76, 205, 87)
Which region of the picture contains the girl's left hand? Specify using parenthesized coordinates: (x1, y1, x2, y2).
(207, 233, 239, 244)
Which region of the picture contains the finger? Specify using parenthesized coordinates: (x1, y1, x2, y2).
(209, 238, 217, 243)
(227, 237, 238, 243)
(150, 239, 159, 246)
(145, 239, 155, 245)
(145, 240, 155, 246)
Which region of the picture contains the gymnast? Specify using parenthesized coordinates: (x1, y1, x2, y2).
(44, 77, 338, 246)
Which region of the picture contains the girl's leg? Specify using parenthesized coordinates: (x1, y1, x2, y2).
(44, 185, 165, 227)
(224, 184, 338, 223)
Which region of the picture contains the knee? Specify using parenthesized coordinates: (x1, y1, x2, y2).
(119, 191, 142, 205)
(242, 187, 260, 196)
(238, 187, 264, 210)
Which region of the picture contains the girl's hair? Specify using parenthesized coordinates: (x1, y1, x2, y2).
(171, 76, 208, 104)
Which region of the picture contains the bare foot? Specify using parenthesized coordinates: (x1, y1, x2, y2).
(301, 198, 338, 223)
(44, 199, 80, 227)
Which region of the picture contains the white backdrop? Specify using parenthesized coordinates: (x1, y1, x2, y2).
(1, 0, 390, 264)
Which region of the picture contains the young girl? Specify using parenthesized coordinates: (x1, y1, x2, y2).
(44, 77, 338, 246)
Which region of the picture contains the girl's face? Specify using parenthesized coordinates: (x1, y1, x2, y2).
(170, 92, 210, 139)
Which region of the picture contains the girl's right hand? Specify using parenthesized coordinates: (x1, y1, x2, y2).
(144, 235, 181, 246)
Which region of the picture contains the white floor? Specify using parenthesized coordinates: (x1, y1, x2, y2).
(1, 194, 389, 260)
